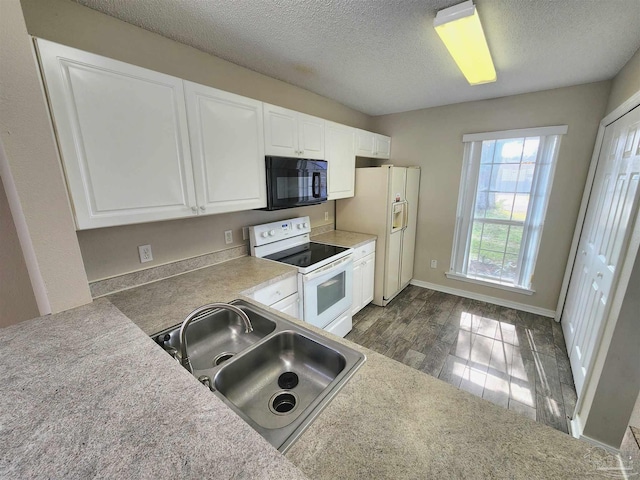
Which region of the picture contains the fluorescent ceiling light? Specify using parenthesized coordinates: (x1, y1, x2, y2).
(434, 1, 497, 85)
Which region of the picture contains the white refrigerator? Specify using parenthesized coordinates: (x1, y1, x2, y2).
(336, 166, 420, 306)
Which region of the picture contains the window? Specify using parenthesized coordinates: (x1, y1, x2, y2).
(448, 125, 568, 293)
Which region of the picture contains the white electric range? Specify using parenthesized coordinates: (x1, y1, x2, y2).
(249, 216, 354, 337)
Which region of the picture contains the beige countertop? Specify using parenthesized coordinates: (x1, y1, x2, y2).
(1, 254, 619, 479)
(107, 255, 297, 335)
(312, 230, 376, 249)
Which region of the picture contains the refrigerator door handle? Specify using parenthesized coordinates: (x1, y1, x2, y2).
(402, 201, 409, 230)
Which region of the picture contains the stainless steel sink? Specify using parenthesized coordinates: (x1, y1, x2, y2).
(153, 300, 365, 452)
(154, 305, 276, 370)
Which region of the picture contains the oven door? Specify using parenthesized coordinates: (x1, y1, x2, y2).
(302, 255, 353, 329)
(265, 156, 327, 210)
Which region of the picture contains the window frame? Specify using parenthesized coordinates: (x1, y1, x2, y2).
(447, 125, 568, 294)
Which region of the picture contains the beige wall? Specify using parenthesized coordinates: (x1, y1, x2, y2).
(605, 47, 640, 115)
(20, 0, 372, 130)
(79, 203, 334, 282)
(373, 81, 611, 311)
(0, 176, 39, 327)
(18, 0, 372, 283)
(0, 0, 92, 315)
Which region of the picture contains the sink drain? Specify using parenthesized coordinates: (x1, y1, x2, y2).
(269, 391, 298, 415)
(278, 372, 299, 389)
(213, 352, 234, 366)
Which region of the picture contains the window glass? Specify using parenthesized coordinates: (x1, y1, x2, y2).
(451, 128, 565, 289)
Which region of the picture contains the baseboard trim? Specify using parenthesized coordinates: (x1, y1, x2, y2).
(409, 279, 556, 318)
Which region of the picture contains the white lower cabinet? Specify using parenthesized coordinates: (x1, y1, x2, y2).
(270, 292, 300, 319)
(249, 275, 300, 319)
(351, 240, 376, 315)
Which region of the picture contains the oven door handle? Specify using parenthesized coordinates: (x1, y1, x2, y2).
(303, 255, 353, 282)
(312, 172, 321, 198)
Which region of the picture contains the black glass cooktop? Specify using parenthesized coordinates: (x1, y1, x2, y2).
(265, 242, 349, 268)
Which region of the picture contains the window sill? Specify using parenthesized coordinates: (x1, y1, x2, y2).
(445, 272, 535, 295)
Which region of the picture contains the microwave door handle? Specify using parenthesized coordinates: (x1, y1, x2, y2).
(312, 172, 320, 198)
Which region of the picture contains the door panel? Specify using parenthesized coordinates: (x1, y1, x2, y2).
(185, 82, 266, 214)
(298, 113, 324, 159)
(326, 122, 355, 200)
(400, 168, 420, 287)
(562, 106, 640, 396)
(37, 39, 196, 229)
(264, 104, 298, 157)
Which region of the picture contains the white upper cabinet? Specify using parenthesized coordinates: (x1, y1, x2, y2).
(184, 82, 266, 214)
(374, 134, 391, 158)
(37, 39, 197, 229)
(355, 129, 391, 159)
(325, 121, 356, 200)
(264, 104, 324, 159)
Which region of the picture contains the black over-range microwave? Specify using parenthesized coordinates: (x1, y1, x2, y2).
(264, 156, 328, 210)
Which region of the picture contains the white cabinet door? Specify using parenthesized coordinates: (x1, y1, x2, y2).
(326, 121, 355, 200)
(298, 113, 325, 160)
(263, 104, 298, 157)
(264, 104, 324, 159)
(184, 82, 266, 214)
(37, 39, 197, 230)
(355, 129, 375, 157)
(271, 293, 300, 319)
(362, 253, 375, 306)
(351, 260, 363, 315)
(375, 134, 391, 159)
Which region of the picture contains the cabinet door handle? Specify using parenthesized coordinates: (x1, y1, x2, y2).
(191, 206, 197, 213)
(199, 206, 205, 212)
(596, 272, 603, 278)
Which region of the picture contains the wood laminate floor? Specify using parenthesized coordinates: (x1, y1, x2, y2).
(345, 285, 577, 434)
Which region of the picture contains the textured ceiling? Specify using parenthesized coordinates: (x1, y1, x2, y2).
(73, 0, 640, 116)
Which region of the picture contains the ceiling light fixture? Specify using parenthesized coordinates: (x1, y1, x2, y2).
(434, 0, 497, 85)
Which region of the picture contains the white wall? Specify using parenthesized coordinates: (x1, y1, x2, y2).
(372, 82, 611, 311)
(19, 0, 372, 284)
(0, 0, 92, 315)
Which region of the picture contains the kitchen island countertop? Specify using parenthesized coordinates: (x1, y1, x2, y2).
(0, 255, 619, 479)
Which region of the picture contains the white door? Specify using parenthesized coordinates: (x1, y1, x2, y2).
(326, 121, 356, 200)
(37, 39, 197, 229)
(264, 104, 298, 157)
(271, 293, 300, 319)
(400, 168, 420, 288)
(355, 129, 375, 157)
(562, 106, 640, 396)
(375, 134, 391, 159)
(362, 253, 375, 306)
(298, 113, 325, 160)
(351, 259, 363, 315)
(184, 82, 266, 214)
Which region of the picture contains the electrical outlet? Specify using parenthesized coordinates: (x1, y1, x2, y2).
(138, 244, 153, 263)
(224, 230, 233, 245)
(324, 211, 329, 221)
(430, 259, 437, 269)
(242, 226, 249, 241)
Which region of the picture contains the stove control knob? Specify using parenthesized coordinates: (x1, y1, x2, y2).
(269, 230, 276, 236)
(297, 224, 303, 229)
(261, 232, 268, 238)
(303, 222, 309, 228)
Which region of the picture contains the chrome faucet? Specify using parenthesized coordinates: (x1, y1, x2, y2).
(179, 303, 253, 374)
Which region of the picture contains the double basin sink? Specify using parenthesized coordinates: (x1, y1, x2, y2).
(153, 300, 365, 452)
